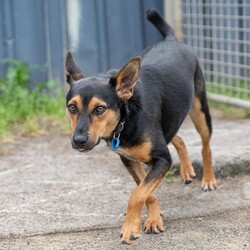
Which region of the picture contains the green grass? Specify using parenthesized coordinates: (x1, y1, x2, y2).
(209, 100, 250, 118)
(0, 59, 68, 141)
(207, 81, 250, 101)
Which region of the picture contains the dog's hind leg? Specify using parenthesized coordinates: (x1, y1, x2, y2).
(189, 64, 217, 191)
(120, 157, 164, 236)
(171, 135, 196, 184)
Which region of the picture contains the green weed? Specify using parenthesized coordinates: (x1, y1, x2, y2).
(164, 167, 178, 183)
(165, 167, 178, 177)
(0, 59, 67, 140)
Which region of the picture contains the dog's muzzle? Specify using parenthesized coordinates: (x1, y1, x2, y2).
(71, 134, 100, 152)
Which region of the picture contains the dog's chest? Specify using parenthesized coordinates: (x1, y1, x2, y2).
(115, 141, 152, 163)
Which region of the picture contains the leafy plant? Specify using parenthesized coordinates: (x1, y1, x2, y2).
(0, 59, 67, 139)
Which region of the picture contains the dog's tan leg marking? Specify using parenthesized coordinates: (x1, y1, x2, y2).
(144, 192, 164, 234)
(121, 177, 163, 244)
(189, 96, 217, 191)
(171, 135, 196, 184)
(120, 159, 164, 243)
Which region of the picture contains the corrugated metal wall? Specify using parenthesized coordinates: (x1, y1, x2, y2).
(66, 0, 164, 76)
(0, 0, 163, 86)
(0, 0, 67, 87)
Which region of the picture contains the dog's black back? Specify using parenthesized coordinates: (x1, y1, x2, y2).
(140, 40, 197, 143)
(120, 11, 199, 146)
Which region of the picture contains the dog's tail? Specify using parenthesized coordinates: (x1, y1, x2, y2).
(147, 8, 175, 38)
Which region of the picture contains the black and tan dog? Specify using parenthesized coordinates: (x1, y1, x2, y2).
(65, 9, 217, 244)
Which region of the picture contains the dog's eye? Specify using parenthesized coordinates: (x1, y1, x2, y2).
(68, 104, 78, 113)
(95, 106, 106, 115)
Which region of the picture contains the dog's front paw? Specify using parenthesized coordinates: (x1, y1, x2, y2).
(202, 176, 217, 191)
(120, 219, 141, 244)
(143, 214, 164, 234)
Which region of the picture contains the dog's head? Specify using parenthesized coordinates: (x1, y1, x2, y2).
(65, 52, 141, 152)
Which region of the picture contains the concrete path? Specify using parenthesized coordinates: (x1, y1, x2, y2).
(0, 118, 249, 249)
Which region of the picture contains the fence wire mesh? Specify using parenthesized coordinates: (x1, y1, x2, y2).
(181, 0, 250, 104)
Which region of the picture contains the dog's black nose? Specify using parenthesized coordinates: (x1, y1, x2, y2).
(73, 134, 87, 147)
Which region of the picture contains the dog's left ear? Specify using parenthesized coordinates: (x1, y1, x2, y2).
(65, 51, 85, 85)
(111, 57, 141, 101)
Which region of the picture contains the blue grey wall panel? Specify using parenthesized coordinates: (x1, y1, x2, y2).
(70, 0, 101, 77)
(45, 0, 67, 83)
(0, 0, 163, 86)
(105, 0, 143, 69)
(0, 0, 15, 76)
(141, 0, 164, 47)
(66, 0, 164, 76)
(12, 0, 47, 86)
(0, 0, 66, 86)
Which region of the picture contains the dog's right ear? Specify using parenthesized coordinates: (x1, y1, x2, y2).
(110, 57, 141, 101)
(65, 51, 85, 85)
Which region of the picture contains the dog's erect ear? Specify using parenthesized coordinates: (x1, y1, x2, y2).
(65, 51, 85, 85)
(111, 57, 141, 101)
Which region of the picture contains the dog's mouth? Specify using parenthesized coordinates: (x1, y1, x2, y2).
(77, 148, 88, 153)
(72, 138, 101, 153)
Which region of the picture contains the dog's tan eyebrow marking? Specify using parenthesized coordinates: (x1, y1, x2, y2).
(88, 96, 107, 112)
(67, 94, 83, 113)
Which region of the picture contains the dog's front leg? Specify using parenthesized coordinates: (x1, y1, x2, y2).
(120, 148, 172, 244)
(120, 157, 164, 235)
